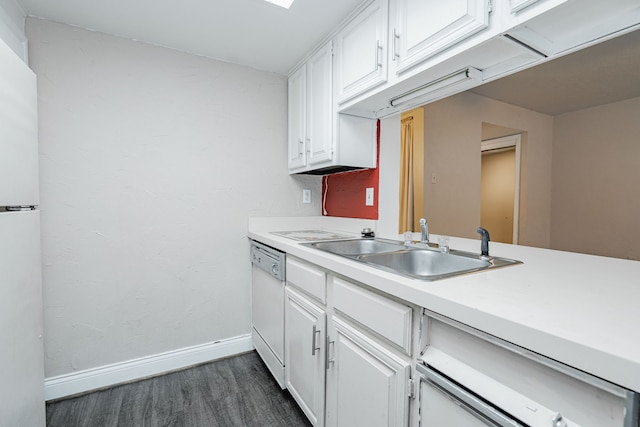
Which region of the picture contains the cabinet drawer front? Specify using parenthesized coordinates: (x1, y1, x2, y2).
(286, 257, 326, 303)
(333, 277, 412, 354)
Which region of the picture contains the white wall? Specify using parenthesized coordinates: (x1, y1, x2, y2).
(27, 17, 321, 378)
(0, 0, 27, 60)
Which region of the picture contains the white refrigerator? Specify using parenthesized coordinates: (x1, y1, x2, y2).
(0, 37, 45, 426)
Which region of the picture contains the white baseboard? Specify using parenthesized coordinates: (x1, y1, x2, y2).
(44, 334, 253, 401)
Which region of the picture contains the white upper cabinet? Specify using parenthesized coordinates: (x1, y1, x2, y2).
(508, 0, 542, 14)
(503, 0, 640, 56)
(288, 40, 377, 175)
(306, 43, 334, 167)
(334, 0, 389, 104)
(288, 42, 333, 173)
(287, 64, 307, 171)
(389, 0, 491, 75)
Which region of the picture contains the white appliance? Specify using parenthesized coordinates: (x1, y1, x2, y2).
(250, 240, 286, 388)
(0, 38, 45, 426)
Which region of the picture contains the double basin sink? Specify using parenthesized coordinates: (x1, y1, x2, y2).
(303, 238, 521, 281)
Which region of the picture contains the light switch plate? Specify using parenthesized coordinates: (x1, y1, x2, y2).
(365, 187, 374, 206)
(302, 189, 311, 204)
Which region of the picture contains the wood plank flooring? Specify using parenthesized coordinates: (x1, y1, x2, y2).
(46, 351, 311, 427)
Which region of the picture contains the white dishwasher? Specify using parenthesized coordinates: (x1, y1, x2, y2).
(250, 240, 286, 388)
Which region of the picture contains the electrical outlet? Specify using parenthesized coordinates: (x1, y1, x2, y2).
(365, 187, 374, 206)
(302, 189, 311, 204)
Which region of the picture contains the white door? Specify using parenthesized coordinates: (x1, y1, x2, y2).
(285, 287, 326, 426)
(390, 0, 490, 74)
(288, 64, 307, 171)
(0, 211, 45, 427)
(306, 42, 333, 166)
(334, 0, 388, 103)
(0, 38, 39, 206)
(326, 317, 411, 427)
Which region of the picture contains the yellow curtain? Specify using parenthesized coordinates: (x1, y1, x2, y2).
(398, 116, 414, 233)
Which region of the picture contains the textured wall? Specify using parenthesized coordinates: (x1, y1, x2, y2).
(27, 18, 321, 378)
(551, 97, 640, 260)
(420, 92, 554, 247)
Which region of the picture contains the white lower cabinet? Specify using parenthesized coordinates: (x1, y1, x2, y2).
(285, 286, 326, 426)
(274, 253, 640, 427)
(283, 257, 416, 427)
(326, 316, 411, 427)
(255, 247, 640, 427)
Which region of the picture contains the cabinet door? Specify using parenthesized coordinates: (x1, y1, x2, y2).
(306, 42, 333, 166)
(326, 317, 411, 427)
(285, 287, 326, 426)
(390, 0, 490, 74)
(334, 0, 388, 104)
(508, 0, 542, 14)
(288, 64, 307, 171)
(504, 0, 640, 57)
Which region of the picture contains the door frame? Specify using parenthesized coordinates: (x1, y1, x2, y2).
(481, 134, 521, 244)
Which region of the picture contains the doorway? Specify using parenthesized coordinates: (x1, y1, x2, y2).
(480, 135, 521, 244)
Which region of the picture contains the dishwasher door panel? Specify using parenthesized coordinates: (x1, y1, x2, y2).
(251, 266, 285, 362)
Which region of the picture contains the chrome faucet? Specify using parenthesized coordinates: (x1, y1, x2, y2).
(420, 218, 429, 244)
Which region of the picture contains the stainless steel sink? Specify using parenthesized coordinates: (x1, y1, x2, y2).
(303, 238, 521, 281)
(304, 238, 406, 256)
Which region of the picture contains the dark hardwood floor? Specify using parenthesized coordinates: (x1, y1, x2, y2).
(46, 351, 311, 427)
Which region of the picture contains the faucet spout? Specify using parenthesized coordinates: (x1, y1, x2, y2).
(420, 218, 429, 243)
(476, 227, 490, 258)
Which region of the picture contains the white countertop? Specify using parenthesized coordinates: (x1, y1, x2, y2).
(248, 216, 640, 393)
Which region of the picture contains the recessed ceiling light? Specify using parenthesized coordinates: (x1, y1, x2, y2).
(265, 0, 295, 9)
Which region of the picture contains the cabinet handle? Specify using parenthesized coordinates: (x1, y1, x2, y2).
(551, 413, 567, 427)
(392, 29, 400, 61)
(298, 138, 304, 157)
(311, 325, 321, 356)
(325, 335, 335, 369)
(375, 40, 382, 69)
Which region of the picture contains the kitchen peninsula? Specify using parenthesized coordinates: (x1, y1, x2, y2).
(249, 215, 640, 425)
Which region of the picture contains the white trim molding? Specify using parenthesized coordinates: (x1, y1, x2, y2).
(44, 334, 253, 401)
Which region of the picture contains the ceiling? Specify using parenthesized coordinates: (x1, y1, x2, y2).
(16, 0, 364, 75)
(470, 29, 640, 116)
(14, 0, 640, 110)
